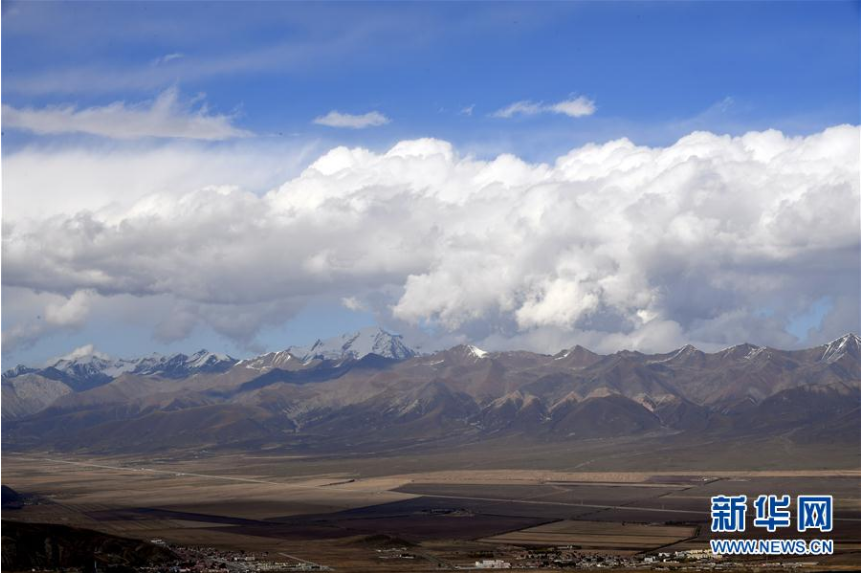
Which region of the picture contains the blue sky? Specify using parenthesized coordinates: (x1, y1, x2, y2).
(2, 1, 860, 365)
(3, 2, 859, 155)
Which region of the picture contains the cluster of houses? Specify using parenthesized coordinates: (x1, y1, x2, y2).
(147, 544, 331, 573)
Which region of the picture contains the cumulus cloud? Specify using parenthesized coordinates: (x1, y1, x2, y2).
(2, 289, 97, 352)
(493, 96, 596, 119)
(2, 87, 251, 140)
(2, 139, 318, 221)
(313, 110, 390, 129)
(2, 126, 859, 353)
(44, 289, 96, 327)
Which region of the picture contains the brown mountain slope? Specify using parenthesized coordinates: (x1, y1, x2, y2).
(3, 334, 858, 454)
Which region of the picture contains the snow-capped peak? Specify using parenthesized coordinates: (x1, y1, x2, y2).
(136, 350, 236, 376)
(717, 342, 760, 358)
(287, 326, 417, 362)
(745, 346, 766, 360)
(48, 344, 110, 366)
(1, 348, 238, 384)
(237, 350, 295, 370)
(467, 345, 488, 359)
(820, 333, 860, 363)
(187, 350, 232, 369)
(1, 364, 38, 379)
(48, 351, 137, 379)
(648, 344, 701, 364)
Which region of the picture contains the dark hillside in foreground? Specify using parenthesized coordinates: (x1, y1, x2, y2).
(1, 520, 176, 571)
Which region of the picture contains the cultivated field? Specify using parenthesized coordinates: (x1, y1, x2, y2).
(482, 520, 697, 552)
(2, 451, 860, 571)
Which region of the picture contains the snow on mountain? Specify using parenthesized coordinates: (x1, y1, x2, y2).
(2, 328, 415, 385)
(187, 350, 233, 369)
(2, 348, 237, 385)
(287, 327, 417, 362)
(647, 344, 700, 364)
(49, 353, 137, 381)
(130, 350, 237, 377)
(718, 343, 761, 360)
(820, 333, 861, 363)
(236, 350, 296, 371)
(744, 346, 766, 360)
(1, 365, 38, 379)
(467, 345, 488, 359)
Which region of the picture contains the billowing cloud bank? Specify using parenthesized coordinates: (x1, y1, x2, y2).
(3, 125, 859, 353)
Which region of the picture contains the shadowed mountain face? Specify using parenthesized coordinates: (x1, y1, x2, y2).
(2, 331, 859, 454)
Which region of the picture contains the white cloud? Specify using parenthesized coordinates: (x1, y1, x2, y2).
(2, 88, 251, 140)
(515, 279, 600, 330)
(53, 344, 110, 364)
(492, 100, 543, 118)
(549, 96, 597, 118)
(1, 139, 318, 221)
(2, 289, 97, 352)
(152, 53, 184, 66)
(44, 289, 95, 327)
(2, 125, 859, 353)
(341, 297, 366, 311)
(493, 96, 596, 119)
(313, 110, 390, 129)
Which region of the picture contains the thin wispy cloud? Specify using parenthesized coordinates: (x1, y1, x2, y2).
(2, 88, 251, 140)
(493, 96, 596, 119)
(341, 296, 366, 311)
(152, 52, 184, 66)
(313, 110, 391, 129)
(1, 12, 410, 96)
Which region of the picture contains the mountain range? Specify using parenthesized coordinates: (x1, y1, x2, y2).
(2, 328, 859, 454)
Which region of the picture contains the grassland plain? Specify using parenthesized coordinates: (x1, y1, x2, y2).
(2, 445, 859, 572)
